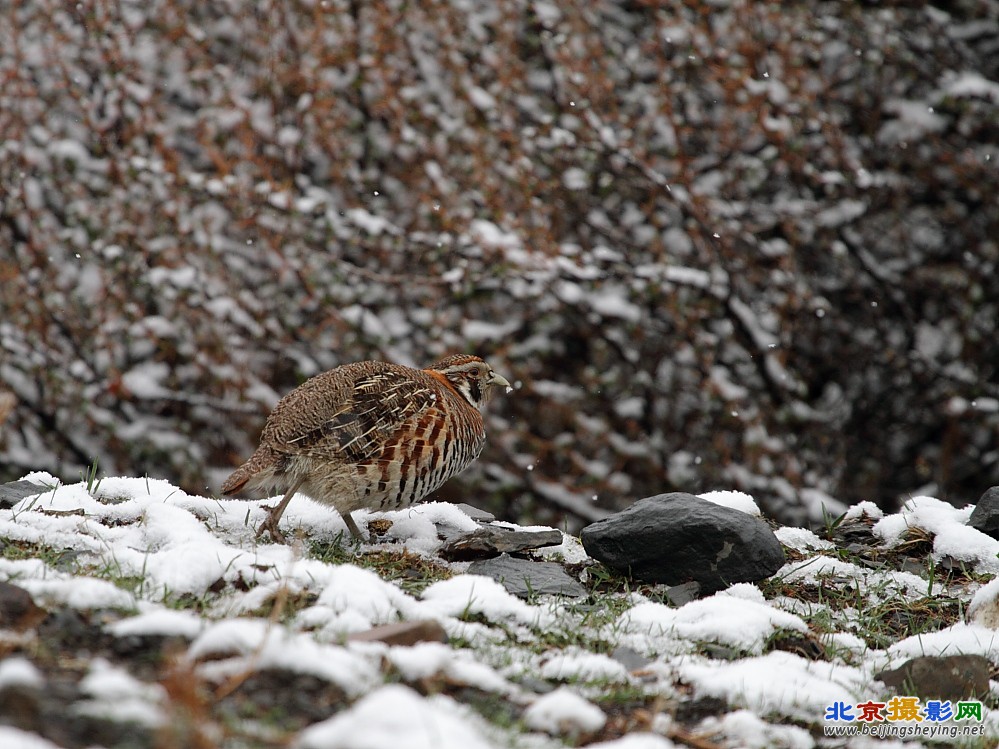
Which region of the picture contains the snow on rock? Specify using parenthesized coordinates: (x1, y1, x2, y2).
(296, 684, 494, 749)
(698, 489, 760, 516)
(884, 622, 999, 668)
(522, 686, 606, 736)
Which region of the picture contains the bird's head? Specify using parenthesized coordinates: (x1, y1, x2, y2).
(427, 354, 511, 410)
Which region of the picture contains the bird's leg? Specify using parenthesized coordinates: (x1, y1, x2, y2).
(256, 478, 304, 543)
(341, 511, 366, 542)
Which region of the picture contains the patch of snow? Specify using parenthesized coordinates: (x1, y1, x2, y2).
(679, 650, 865, 723)
(386, 642, 515, 695)
(298, 563, 419, 635)
(107, 607, 205, 639)
(884, 622, 999, 667)
(538, 649, 630, 683)
(345, 208, 399, 236)
(419, 574, 554, 629)
(189, 618, 378, 697)
(297, 684, 495, 749)
(534, 533, 590, 565)
(563, 167, 589, 190)
(696, 709, 813, 749)
(0, 727, 66, 749)
(968, 576, 999, 628)
(878, 100, 947, 144)
(616, 585, 807, 656)
(873, 495, 999, 573)
(774, 527, 834, 552)
(778, 556, 927, 600)
(841, 501, 883, 522)
(75, 659, 167, 727)
(12, 574, 137, 611)
(523, 687, 606, 735)
(0, 656, 44, 689)
(586, 734, 677, 749)
(943, 71, 999, 103)
(468, 219, 521, 251)
(461, 318, 520, 342)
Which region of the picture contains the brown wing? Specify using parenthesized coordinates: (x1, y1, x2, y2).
(277, 368, 439, 462)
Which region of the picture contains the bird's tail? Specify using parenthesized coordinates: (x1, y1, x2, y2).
(220, 464, 252, 495)
(221, 447, 274, 495)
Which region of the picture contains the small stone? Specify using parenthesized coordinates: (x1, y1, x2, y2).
(468, 554, 587, 598)
(0, 480, 48, 510)
(441, 526, 563, 561)
(453, 503, 495, 522)
(0, 581, 46, 630)
(969, 487, 999, 539)
(580, 492, 785, 594)
(347, 619, 448, 646)
(665, 582, 701, 607)
(610, 646, 651, 671)
(876, 654, 991, 701)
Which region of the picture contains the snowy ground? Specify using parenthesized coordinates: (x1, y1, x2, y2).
(1, 474, 998, 748)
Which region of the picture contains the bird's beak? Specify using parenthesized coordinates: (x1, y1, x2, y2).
(487, 371, 512, 392)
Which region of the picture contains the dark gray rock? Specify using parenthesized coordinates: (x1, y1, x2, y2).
(441, 525, 563, 561)
(0, 480, 48, 510)
(580, 492, 785, 594)
(969, 486, 999, 539)
(468, 554, 587, 598)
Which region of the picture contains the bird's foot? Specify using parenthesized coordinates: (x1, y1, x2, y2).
(256, 504, 289, 544)
(342, 512, 367, 543)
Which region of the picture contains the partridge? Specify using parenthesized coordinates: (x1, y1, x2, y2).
(221, 354, 510, 542)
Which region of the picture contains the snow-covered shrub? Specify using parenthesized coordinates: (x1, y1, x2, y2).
(1, 0, 997, 527)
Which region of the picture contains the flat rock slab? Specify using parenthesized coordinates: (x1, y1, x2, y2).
(441, 525, 563, 561)
(876, 654, 992, 701)
(580, 492, 785, 594)
(0, 480, 48, 510)
(468, 554, 587, 599)
(347, 619, 448, 646)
